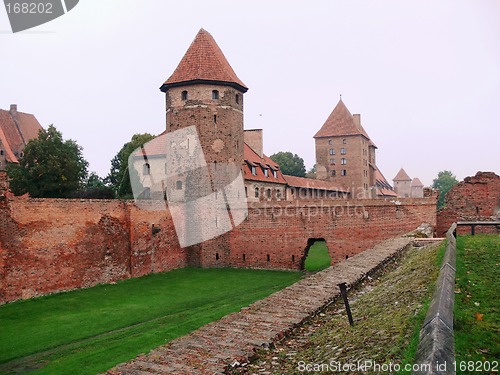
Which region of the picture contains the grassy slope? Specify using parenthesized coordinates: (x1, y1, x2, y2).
(454, 235, 500, 373)
(0, 268, 301, 375)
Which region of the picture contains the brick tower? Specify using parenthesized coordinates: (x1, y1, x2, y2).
(160, 28, 248, 168)
(314, 99, 376, 196)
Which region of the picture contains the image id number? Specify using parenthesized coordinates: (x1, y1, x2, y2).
(6, 3, 53, 14)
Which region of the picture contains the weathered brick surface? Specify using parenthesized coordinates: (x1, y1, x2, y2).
(106, 236, 414, 375)
(437, 172, 500, 236)
(0, 196, 436, 304)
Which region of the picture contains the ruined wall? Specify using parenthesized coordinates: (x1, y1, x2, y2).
(0, 195, 436, 304)
(437, 172, 500, 236)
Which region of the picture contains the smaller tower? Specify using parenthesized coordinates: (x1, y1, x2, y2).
(411, 177, 424, 198)
(393, 168, 412, 197)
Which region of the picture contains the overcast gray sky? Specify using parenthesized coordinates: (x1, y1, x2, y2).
(1, 0, 499, 186)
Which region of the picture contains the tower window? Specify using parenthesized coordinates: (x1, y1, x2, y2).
(329, 148, 335, 155)
(143, 163, 150, 175)
(341, 158, 347, 165)
(341, 169, 347, 176)
(235, 94, 240, 104)
(181, 91, 188, 100)
(212, 90, 219, 99)
(255, 187, 259, 198)
(340, 148, 346, 155)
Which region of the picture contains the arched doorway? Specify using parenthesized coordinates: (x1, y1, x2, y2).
(301, 238, 332, 271)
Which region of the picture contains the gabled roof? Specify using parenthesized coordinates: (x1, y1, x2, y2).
(411, 177, 424, 187)
(393, 167, 412, 181)
(161, 28, 248, 93)
(0, 105, 43, 164)
(375, 169, 397, 197)
(243, 143, 287, 184)
(314, 99, 370, 139)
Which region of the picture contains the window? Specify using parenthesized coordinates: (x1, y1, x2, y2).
(328, 139, 333, 145)
(255, 187, 260, 198)
(245, 186, 248, 197)
(181, 91, 188, 100)
(330, 170, 336, 176)
(329, 148, 335, 155)
(341, 158, 346, 165)
(213, 114, 217, 124)
(341, 169, 347, 176)
(273, 170, 278, 178)
(266, 189, 271, 198)
(176, 180, 183, 190)
(0, 150, 3, 155)
(330, 158, 335, 164)
(277, 190, 281, 199)
(235, 94, 240, 104)
(340, 148, 346, 155)
(143, 163, 150, 175)
(19, 152, 24, 158)
(343, 139, 347, 144)
(263, 168, 269, 177)
(251, 166, 257, 175)
(212, 90, 219, 99)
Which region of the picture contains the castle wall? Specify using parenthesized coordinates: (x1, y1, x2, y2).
(1, 195, 436, 304)
(437, 172, 500, 236)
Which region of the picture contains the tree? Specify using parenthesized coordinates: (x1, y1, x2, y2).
(432, 170, 459, 209)
(107, 133, 155, 197)
(269, 151, 306, 177)
(306, 164, 317, 179)
(70, 172, 114, 199)
(7, 125, 88, 198)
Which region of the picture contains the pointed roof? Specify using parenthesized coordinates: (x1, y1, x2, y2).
(393, 168, 412, 181)
(160, 28, 248, 93)
(314, 99, 370, 139)
(411, 177, 424, 187)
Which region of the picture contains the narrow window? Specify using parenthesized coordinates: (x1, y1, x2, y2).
(292, 255, 295, 262)
(212, 90, 219, 99)
(243, 253, 246, 261)
(176, 180, 183, 190)
(19, 152, 24, 158)
(273, 170, 278, 178)
(235, 94, 240, 104)
(255, 187, 259, 198)
(341, 169, 347, 176)
(213, 114, 217, 124)
(330, 158, 335, 164)
(267, 254, 270, 262)
(263, 168, 269, 177)
(0, 150, 3, 155)
(181, 91, 188, 100)
(143, 163, 150, 175)
(216, 252, 219, 260)
(341, 158, 346, 165)
(251, 166, 257, 175)
(341, 148, 346, 155)
(277, 190, 281, 199)
(329, 148, 335, 155)
(245, 186, 248, 197)
(266, 189, 271, 198)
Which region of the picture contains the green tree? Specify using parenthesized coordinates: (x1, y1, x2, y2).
(107, 133, 155, 197)
(432, 170, 459, 209)
(306, 164, 317, 179)
(6, 125, 88, 198)
(269, 151, 306, 177)
(70, 172, 114, 199)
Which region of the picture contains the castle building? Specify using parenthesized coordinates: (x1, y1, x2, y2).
(314, 99, 395, 198)
(392, 167, 424, 198)
(0, 104, 43, 171)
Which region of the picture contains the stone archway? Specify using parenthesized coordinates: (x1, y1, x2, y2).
(300, 238, 332, 271)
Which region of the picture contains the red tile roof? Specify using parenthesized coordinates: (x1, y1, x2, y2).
(314, 99, 371, 139)
(161, 28, 248, 93)
(411, 177, 424, 187)
(283, 174, 349, 194)
(0, 106, 43, 164)
(243, 143, 287, 184)
(375, 169, 397, 197)
(393, 167, 411, 181)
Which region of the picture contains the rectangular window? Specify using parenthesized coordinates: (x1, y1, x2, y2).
(340, 148, 346, 155)
(273, 170, 278, 178)
(341, 169, 347, 176)
(330, 170, 336, 176)
(329, 148, 335, 155)
(330, 158, 335, 164)
(341, 158, 346, 165)
(263, 168, 269, 177)
(251, 166, 257, 175)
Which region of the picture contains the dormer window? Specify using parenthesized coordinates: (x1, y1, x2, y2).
(251, 166, 257, 175)
(263, 168, 269, 177)
(212, 90, 219, 99)
(273, 170, 278, 178)
(181, 91, 188, 100)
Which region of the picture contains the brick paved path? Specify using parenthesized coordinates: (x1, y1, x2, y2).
(106, 236, 413, 375)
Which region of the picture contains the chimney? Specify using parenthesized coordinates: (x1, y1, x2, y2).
(10, 104, 18, 117)
(244, 129, 263, 158)
(353, 114, 361, 130)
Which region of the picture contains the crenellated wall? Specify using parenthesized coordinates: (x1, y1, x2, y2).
(0, 195, 437, 304)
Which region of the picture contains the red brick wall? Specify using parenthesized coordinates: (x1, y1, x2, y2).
(0, 195, 437, 304)
(437, 172, 500, 236)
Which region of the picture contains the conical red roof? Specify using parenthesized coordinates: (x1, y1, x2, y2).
(160, 28, 248, 93)
(314, 100, 370, 139)
(393, 168, 412, 181)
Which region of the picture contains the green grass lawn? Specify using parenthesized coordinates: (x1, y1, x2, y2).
(454, 235, 500, 373)
(304, 241, 331, 271)
(0, 268, 301, 375)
